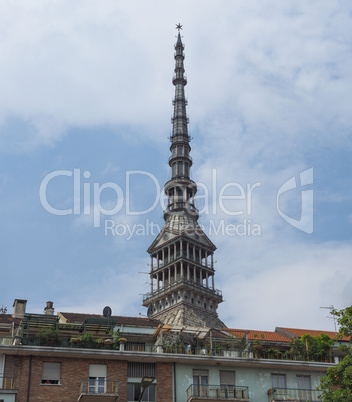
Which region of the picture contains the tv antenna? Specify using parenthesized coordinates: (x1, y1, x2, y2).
(320, 305, 337, 332)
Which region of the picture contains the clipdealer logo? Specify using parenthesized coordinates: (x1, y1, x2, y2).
(39, 168, 313, 235)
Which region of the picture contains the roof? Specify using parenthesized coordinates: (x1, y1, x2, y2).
(0, 314, 21, 325)
(58, 312, 160, 328)
(225, 328, 290, 342)
(276, 327, 351, 342)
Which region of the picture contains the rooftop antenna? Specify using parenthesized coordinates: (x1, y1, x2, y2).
(320, 305, 337, 332)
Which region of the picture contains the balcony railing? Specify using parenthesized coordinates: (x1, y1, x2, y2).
(78, 379, 119, 401)
(267, 387, 322, 401)
(187, 384, 249, 401)
(0, 376, 16, 390)
(143, 277, 222, 302)
(0, 337, 13, 345)
(169, 154, 193, 163)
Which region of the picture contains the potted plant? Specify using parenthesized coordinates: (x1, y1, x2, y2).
(70, 337, 81, 346)
(37, 328, 62, 346)
(80, 333, 95, 348)
(118, 337, 127, 351)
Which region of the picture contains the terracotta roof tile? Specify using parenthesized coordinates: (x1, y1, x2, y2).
(58, 312, 160, 328)
(225, 328, 290, 342)
(276, 327, 350, 342)
(0, 314, 21, 325)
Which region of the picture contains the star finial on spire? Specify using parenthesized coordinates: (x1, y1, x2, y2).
(176, 23, 183, 31)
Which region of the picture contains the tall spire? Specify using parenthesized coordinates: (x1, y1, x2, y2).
(143, 27, 225, 329)
(164, 23, 198, 221)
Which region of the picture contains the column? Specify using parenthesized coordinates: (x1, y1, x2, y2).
(150, 256, 154, 271)
(205, 251, 208, 267)
(181, 261, 184, 278)
(212, 274, 215, 290)
(162, 270, 165, 288)
(162, 249, 165, 266)
(150, 274, 153, 294)
(180, 240, 183, 257)
(206, 272, 209, 288)
(199, 249, 202, 265)
(187, 264, 190, 280)
(211, 253, 214, 270)
(157, 273, 160, 291)
(187, 243, 189, 259)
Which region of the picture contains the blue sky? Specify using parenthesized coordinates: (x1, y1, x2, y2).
(0, 0, 351, 332)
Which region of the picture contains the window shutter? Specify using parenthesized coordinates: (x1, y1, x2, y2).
(220, 371, 235, 385)
(42, 362, 61, 381)
(89, 364, 107, 378)
(193, 369, 208, 376)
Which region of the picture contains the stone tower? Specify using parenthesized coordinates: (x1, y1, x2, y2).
(143, 27, 225, 328)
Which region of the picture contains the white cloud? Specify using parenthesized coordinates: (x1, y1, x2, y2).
(0, 0, 351, 153)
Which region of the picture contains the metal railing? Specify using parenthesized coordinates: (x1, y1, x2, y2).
(169, 154, 192, 163)
(171, 134, 192, 143)
(143, 277, 222, 302)
(0, 376, 16, 390)
(267, 387, 322, 401)
(79, 379, 118, 395)
(186, 384, 249, 400)
(0, 337, 13, 345)
(166, 202, 198, 212)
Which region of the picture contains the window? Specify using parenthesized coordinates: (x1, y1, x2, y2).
(297, 375, 312, 400)
(271, 374, 286, 388)
(89, 364, 107, 394)
(184, 163, 189, 177)
(127, 383, 156, 401)
(193, 369, 208, 396)
(177, 162, 183, 177)
(41, 362, 61, 385)
(127, 362, 155, 378)
(220, 371, 236, 397)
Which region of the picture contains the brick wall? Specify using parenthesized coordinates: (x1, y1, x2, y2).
(11, 356, 128, 402)
(5, 354, 173, 402)
(156, 362, 173, 402)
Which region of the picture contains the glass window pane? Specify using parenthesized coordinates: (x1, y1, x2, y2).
(127, 383, 134, 400)
(272, 374, 286, 388)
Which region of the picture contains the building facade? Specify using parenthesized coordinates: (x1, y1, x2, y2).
(1, 299, 347, 401)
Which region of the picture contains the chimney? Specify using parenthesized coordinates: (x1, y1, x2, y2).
(44, 301, 54, 315)
(13, 299, 27, 318)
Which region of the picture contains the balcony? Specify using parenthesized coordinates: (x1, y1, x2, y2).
(267, 387, 322, 401)
(0, 376, 16, 390)
(143, 277, 222, 303)
(78, 379, 119, 401)
(0, 337, 13, 345)
(187, 384, 249, 401)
